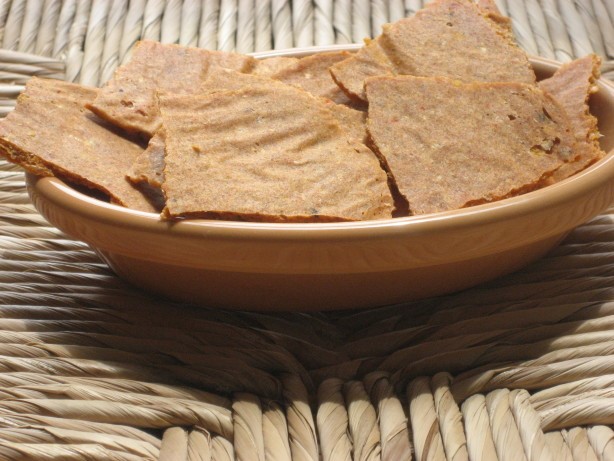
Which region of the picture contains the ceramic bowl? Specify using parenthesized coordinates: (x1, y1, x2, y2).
(26, 46, 614, 311)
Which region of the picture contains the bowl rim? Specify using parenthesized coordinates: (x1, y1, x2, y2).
(25, 48, 614, 244)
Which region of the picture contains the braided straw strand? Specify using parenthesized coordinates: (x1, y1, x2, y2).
(179, 0, 201, 47)
(141, 0, 165, 42)
(539, 0, 574, 61)
(485, 389, 527, 461)
(543, 432, 573, 461)
(314, 0, 334, 46)
(282, 374, 319, 461)
(592, 0, 614, 59)
(2, 0, 26, 50)
(17, 0, 43, 54)
(236, 0, 255, 53)
(431, 373, 468, 461)
(556, 0, 593, 58)
(316, 378, 352, 461)
(159, 427, 189, 461)
(508, 389, 556, 461)
(262, 400, 293, 461)
(212, 435, 235, 461)
(407, 376, 446, 461)
(99, 0, 128, 84)
(562, 427, 600, 461)
(0, 0, 11, 45)
(364, 372, 412, 461)
(574, 0, 606, 57)
(352, 0, 370, 42)
(461, 394, 499, 461)
(51, 0, 77, 58)
(79, 0, 112, 86)
(160, 0, 182, 44)
(333, 0, 351, 44)
(232, 393, 265, 461)
(389, 0, 405, 21)
(217, 0, 237, 51)
(507, 0, 539, 56)
(344, 380, 381, 461)
(187, 428, 213, 461)
(198, 0, 220, 50)
(34, 0, 61, 57)
(64, 0, 91, 82)
(271, 0, 292, 48)
(524, 0, 555, 59)
(586, 425, 614, 460)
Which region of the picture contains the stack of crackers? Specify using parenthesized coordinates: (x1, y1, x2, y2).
(0, 0, 605, 222)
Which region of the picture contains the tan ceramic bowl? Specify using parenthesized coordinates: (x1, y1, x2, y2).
(26, 46, 614, 311)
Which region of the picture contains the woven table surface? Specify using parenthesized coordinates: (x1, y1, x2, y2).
(0, 0, 614, 460)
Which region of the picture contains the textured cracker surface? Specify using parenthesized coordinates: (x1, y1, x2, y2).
(366, 76, 575, 215)
(127, 130, 166, 188)
(0, 78, 154, 212)
(204, 69, 367, 143)
(252, 56, 299, 76)
(330, 0, 535, 101)
(539, 54, 605, 182)
(159, 85, 393, 222)
(269, 51, 355, 104)
(88, 41, 254, 137)
(321, 100, 368, 143)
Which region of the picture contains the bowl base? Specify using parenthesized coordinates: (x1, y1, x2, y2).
(96, 233, 566, 311)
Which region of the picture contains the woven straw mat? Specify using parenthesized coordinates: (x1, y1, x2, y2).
(0, 0, 613, 460)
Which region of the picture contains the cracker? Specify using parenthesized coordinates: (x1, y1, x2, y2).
(159, 85, 393, 222)
(252, 56, 299, 76)
(203, 69, 367, 142)
(476, 0, 514, 39)
(366, 76, 576, 215)
(87, 41, 255, 137)
(268, 51, 355, 104)
(0, 78, 155, 212)
(331, 0, 535, 102)
(539, 54, 604, 182)
(321, 100, 368, 144)
(127, 130, 166, 188)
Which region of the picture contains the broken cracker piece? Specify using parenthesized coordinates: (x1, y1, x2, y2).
(539, 54, 605, 182)
(87, 40, 255, 137)
(268, 51, 355, 105)
(203, 68, 368, 143)
(159, 85, 393, 222)
(366, 76, 576, 215)
(331, 0, 535, 102)
(127, 130, 166, 188)
(320, 99, 368, 144)
(252, 56, 299, 76)
(0, 77, 155, 212)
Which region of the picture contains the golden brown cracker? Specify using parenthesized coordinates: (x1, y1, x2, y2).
(88, 41, 255, 137)
(204, 68, 367, 143)
(268, 51, 355, 104)
(539, 54, 605, 181)
(321, 99, 368, 143)
(331, 0, 535, 102)
(159, 85, 393, 222)
(252, 56, 299, 76)
(366, 76, 575, 215)
(127, 130, 166, 188)
(0, 78, 155, 212)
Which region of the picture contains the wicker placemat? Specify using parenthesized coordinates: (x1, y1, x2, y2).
(0, 1, 613, 460)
